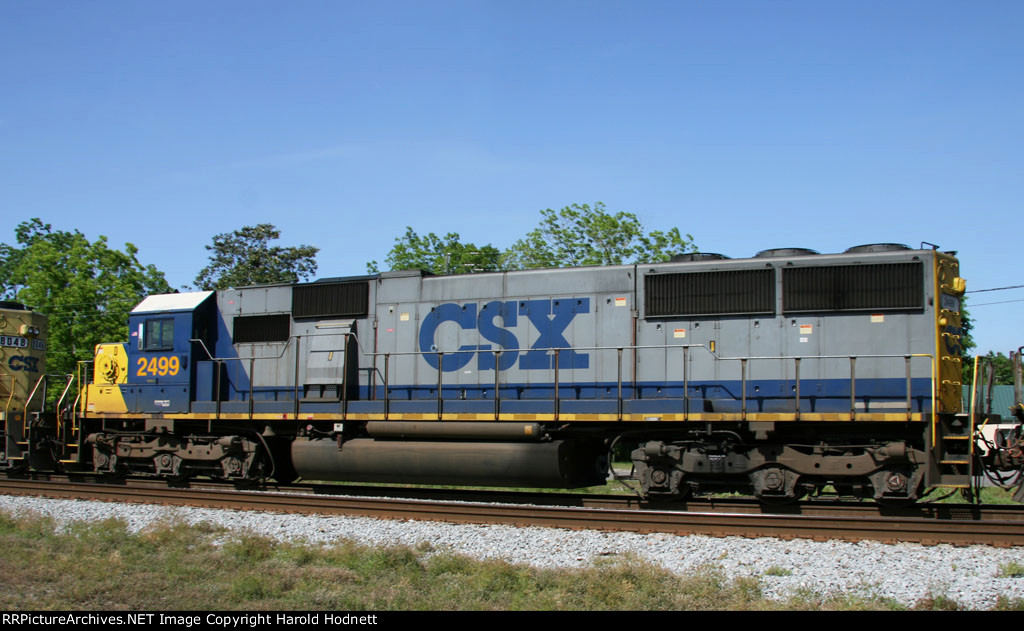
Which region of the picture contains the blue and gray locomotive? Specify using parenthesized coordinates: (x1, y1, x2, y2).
(42, 243, 1024, 501)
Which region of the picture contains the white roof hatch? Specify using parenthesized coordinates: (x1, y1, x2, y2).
(131, 291, 214, 314)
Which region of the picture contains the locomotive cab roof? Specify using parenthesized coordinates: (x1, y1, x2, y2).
(131, 291, 214, 314)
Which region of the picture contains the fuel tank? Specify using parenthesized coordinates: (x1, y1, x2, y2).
(291, 437, 608, 488)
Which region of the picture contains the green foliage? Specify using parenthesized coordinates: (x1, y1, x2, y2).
(960, 298, 976, 354)
(0, 511, 962, 611)
(505, 202, 694, 269)
(998, 561, 1024, 578)
(961, 298, 975, 384)
(995, 595, 1024, 610)
(956, 298, 1017, 386)
(765, 566, 793, 577)
(367, 227, 503, 275)
(194, 224, 318, 290)
(0, 219, 171, 375)
(369, 203, 696, 274)
(914, 594, 962, 611)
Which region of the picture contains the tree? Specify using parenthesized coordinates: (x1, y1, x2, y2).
(957, 294, 1018, 385)
(957, 297, 999, 385)
(194, 224, 319, 290)
(504, 202, 695, 269)
(367, 227, 504, 275)
(1, 219, 172, 375)
(368, 204, 698, 275)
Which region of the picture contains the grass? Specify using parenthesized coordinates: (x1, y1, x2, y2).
(764, 566, 792, 577)
(924, 486, 1018, 505)
(998, 562, 1024, 578)
(0, 509, 1012, 611)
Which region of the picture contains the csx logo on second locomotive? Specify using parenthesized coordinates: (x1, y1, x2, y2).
(418, 299, 590, 372)
(7, 355, 40, 373)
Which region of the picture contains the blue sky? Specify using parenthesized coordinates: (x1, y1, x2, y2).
(1, 1, 1021, 354)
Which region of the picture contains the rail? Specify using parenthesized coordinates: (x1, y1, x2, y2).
(4, 475, 1022, 547)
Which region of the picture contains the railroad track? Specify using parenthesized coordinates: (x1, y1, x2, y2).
(1, 475, 1022, 547)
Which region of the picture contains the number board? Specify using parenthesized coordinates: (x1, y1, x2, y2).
(136, 356, 181, 377)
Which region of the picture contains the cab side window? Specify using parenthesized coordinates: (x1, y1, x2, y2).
(144, 318, 174, 350)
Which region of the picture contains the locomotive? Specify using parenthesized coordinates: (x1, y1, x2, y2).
(3, 244, 1023, 503)
(0, 301, 64, 471)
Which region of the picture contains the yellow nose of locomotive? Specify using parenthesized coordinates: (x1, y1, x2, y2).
(82, 343, 129, 414)
(0, 303, 47, 420)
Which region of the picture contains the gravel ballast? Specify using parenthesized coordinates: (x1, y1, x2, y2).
(2, 494, 1023, 610)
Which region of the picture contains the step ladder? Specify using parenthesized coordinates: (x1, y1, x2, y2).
(1, 420, 28, 465)
(930, 355, 1000, 491)
(58, 404, 82, 467)
(58, 362, 91, 467)
(932, 413, 974, 488)
(4, 372, 79, 469)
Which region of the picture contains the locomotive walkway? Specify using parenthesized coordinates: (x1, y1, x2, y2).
(1, 475, 1022, 548)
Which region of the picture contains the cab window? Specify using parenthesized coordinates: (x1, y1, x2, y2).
(144, 318, 174, 350)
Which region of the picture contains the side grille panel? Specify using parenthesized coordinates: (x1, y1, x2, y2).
(292, 282, 369, 318)
(645, 269, 775, 317)
(783, 262, 923, 312)
(233, 314, 291, 344)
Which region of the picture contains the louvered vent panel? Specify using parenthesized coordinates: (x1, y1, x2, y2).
(645, 269, 775, 317)
(782, 262, 923, 312)
(233, 314, 291, 344)
(292, 282, 369, 318)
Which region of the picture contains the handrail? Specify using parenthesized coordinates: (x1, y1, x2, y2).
(21, 373, 73, 449)
(169, 334, 940, 424)
(2, 374, 15, 455)
(55, 374, 74, 412)
(971, 355, 982, 429)
(190, 330, 360, 363)
(54, 374, 75, 441)
(73, 361, 92, 417)
(69, 361, 92, 453)
(2, 374, 14, 418)
(190, 333, 355, 420)
(367, 344, 933, 362)
(1014, 347, 1023, 417)
(118, 336, 939, 424)
(370, 344, 934, 423)
(22, 374, 47, 435)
